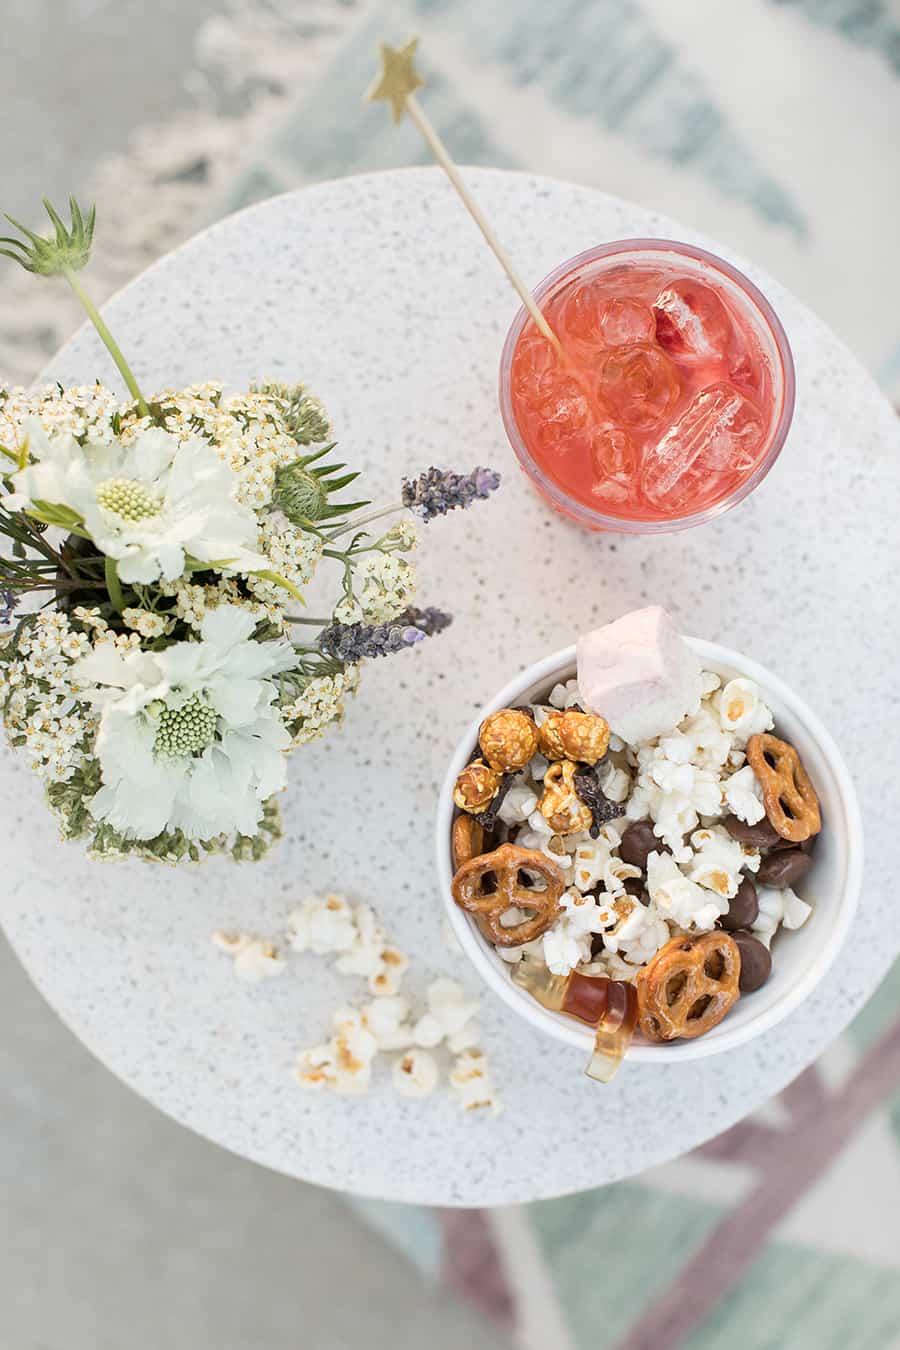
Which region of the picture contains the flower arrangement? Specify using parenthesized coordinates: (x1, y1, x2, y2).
(0, 200, 499, 862)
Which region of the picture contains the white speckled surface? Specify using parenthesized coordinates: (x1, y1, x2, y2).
(2, 169, 898, 1206)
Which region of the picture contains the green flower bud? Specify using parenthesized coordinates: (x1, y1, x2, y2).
(0, 197, 95, 276)
(272, 461, 329, 522)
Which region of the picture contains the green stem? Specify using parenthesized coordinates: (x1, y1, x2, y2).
(63, 267, 150, 417)
(104, 556, 125, 613)
(327, 502, 403, 540)
(284, 615, 329, 625)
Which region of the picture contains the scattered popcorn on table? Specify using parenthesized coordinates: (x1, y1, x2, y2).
(392, 1049, 440, 1099)
(288, 895, 411, 998)
(282, 899, 500, 1112)
(295, 1006, 379, 1095)
(287, 895, 357, 955)
(212, 931, 286, 983)
(449, 1049, 502, 1115)
(362, 996, 414, 1051)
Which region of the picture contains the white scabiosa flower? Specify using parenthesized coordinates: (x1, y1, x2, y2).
(4, 420, 268, 584)
(73, 605, 295, 840)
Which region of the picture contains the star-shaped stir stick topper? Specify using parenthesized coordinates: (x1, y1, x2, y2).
(366, 37, 560, 350)
(367, 38, 424, 124)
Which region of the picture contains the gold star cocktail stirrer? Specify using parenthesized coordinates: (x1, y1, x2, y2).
(367, 37, 561, 352)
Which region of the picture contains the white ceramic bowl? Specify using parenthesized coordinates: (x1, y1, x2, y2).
(435, 638, 863, 1063)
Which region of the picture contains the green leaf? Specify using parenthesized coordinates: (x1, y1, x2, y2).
(296, 442, 337, 467)
(320, 471, 361, 492)
(183, 553, 238, 572)
(26, 501, 88, 533)
(250, 569, 306, 604)
(319, 499, 370, 520)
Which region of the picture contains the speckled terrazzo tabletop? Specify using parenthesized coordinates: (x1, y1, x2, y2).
(3, 169, 898, 1206)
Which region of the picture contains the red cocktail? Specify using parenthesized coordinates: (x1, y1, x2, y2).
(499, 241, 795, 533)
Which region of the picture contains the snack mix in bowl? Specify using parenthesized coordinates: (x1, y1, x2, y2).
(449, 607, 822, 1081)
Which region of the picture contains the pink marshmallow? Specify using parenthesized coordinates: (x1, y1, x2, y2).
(576, 607, 701, 745)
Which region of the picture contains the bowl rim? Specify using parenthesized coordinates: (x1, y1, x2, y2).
(434, 637, 864, 1063)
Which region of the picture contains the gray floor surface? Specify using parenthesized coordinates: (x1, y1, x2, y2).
(1, 4, 507, 1346)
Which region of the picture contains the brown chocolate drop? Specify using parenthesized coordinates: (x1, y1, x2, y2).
(732, 930, 772, 993)
(724, 814, 782, 848)
(756, 848, 812, 889)
(719, 876, 759, 931)
(623, 877, 649, 904)
(619, 820, 667, 870)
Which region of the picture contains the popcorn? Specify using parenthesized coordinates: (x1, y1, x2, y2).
(646, 850, 725, 930)
(287, 897, 492, 1109)
(686, 826, 747, 899)
(393, 1049, 440, 1099)
(664, 706, 734, 771)
(295, 1006, 379, 1095)
(288, 895, 357, 955)
(449, 1049, 501, 1115)
(368, 965, 404, 997)
(447, 1020, 482, 1053)
(288, 897, 409, 999)
(600, 762, 632, 803)
(723, 763, 766, 824)
(715, 678, 774, 743)
(367, 946, 410, 996)
(496, 936, 546, 965)
(362, 996, 414, 1050)
(571, 835, 616, 892)
(212, 931, 286, 983)
(497, 784, 539, 825)
(576, 606, 702, 744)
(233, 939, 287, 983)
(412, 978, 480, 1046)
(561, 888, 608, 933)
(548, 679, 582, 710)
(602, 856, 643, 899)
(781, 886, 813, 930)
(752, 886, 786, 947)
(597, 897, 670, 966)
(212, 930, 252, 955)
(412, 1014, 445, 1048)
(751, 883, 814, 944)
(516, 809, 573, 870)
(543, 918, 594, 976)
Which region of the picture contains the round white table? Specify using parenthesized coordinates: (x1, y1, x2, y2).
(3, 169, 898, 1206)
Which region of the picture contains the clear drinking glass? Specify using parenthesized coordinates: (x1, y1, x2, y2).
(499, 239, 795, 534)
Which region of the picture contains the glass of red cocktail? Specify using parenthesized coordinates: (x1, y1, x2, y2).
(499, 240, 795, 533)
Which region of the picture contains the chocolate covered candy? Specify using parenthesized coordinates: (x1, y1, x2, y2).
(732, 930, 772, 993)
(619, 819, 667, 870)
(756, 848, 812, 889)
(720, 876, 759, 932)
(724, 814, 782, 848)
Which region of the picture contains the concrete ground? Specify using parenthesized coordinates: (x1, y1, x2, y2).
(1, 4, 506, 1347)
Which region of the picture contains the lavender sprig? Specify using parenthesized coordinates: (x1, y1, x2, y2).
(318, 606, 452, 663)
(0, 590, 18, 625)
(401, 466, 501, 523)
